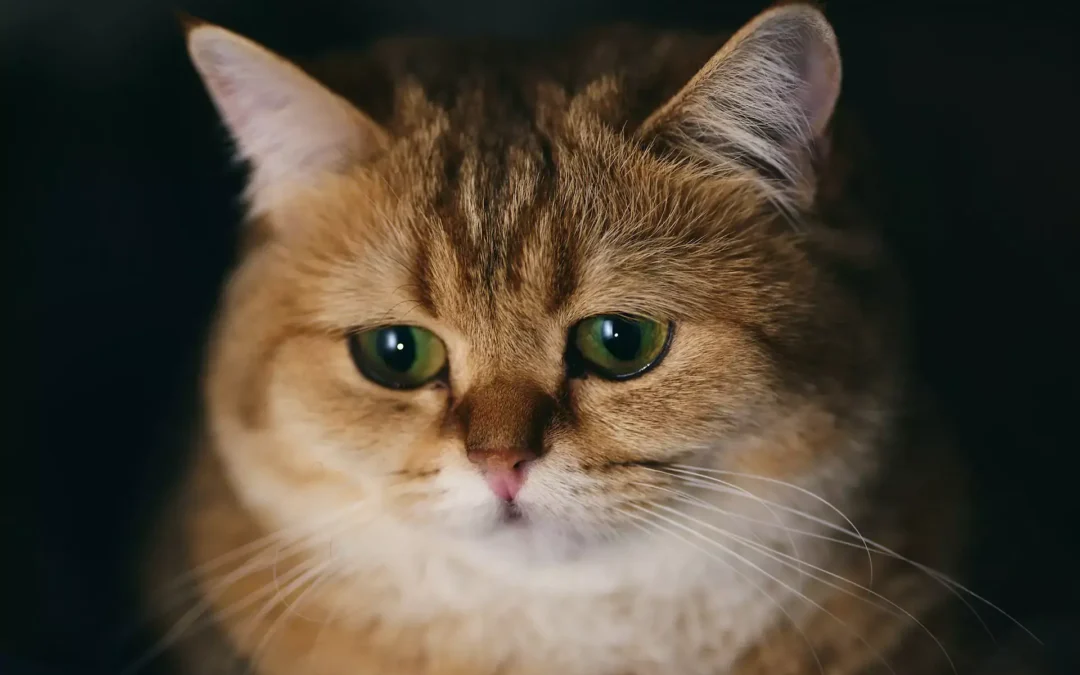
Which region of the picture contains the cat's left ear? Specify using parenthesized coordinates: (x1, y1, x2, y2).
(185, 20, 389, 214)
(638, 4, 841, 209)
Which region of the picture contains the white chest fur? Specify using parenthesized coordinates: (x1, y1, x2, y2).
(321, 521, 809, 675)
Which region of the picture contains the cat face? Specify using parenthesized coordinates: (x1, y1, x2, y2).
(190, 6, 899, 569)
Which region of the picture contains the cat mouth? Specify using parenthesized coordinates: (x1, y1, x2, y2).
(498, 501, 527, 526)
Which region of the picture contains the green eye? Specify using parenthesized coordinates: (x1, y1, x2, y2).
(572, 315, 672, 380)
(348, 325, 448, 390)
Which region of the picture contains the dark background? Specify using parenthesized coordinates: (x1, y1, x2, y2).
(2, 1, 1078, 673)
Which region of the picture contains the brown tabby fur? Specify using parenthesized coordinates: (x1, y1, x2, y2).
(144, 6, 1003, 674)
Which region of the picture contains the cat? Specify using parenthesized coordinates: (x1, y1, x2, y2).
(144, 3, 1002, 674)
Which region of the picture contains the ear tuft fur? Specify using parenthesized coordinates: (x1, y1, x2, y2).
(639, 4, 841, 211)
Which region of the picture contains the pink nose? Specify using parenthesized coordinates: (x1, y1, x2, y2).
(466, 447, 536, 501)
(484, 467, 527, 501)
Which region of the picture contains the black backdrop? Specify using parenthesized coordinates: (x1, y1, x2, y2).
(3, 1, 1078, 673)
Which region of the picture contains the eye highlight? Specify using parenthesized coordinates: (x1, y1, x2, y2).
(348, 326, 447, 390)
(571, 315, 672, 380)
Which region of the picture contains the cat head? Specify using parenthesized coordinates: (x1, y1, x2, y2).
(188, 4, 900, 571)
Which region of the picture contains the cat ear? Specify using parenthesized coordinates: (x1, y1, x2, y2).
(638, 4, 841, 208)
(185, 21, 388, 214)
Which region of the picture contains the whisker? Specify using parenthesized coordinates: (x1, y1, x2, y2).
(627, 502, 897, 675)
(199, 552, 311, 627)
(637, 468, 806, 581)
(668, 464, 875, 585)
(649, 501, 957, 674)
(616, 507, 825, 675)
(235, 560, 323, 649)
(215, 519, 357, 633)
(129, 505, 364, 675)
(306, 577, 347, 670)
(148, 537, 295, 620)
(153, 502, 366, 600)
(122, 542, 302, 675)
(246, 561, 334, 672)
(662, 471, 1026, 641)
(155, 534, 286, 597)
(227, 512, 360, 641)
(748, 528, 998, 640)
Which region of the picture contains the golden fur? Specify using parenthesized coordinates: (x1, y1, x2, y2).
(145, 4, 995, 674)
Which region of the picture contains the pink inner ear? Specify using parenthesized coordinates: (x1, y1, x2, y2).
(204, 74, 251, 132)
(192, 43, 258, 137)
(795, 27, 842, 137)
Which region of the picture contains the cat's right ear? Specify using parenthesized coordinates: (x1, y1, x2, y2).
(637, 4, 841, 212)
(184, 20, 389, 215)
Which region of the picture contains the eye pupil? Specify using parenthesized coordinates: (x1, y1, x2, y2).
(600, 317, 642, 361)
(376, 328, 416, 373)
(348, 325, 447, 390)
(572, 315, 672, 381)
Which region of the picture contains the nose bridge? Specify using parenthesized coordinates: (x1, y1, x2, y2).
(458, 376, 556, 458)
